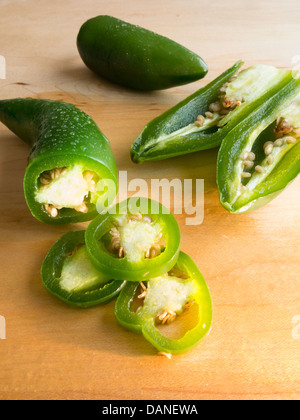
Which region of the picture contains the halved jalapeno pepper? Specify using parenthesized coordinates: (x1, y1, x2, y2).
(0, 98, 118, 224)
(131, 62, 296, 163)
(41, 230, 126, 307)
(217, 74, 300, 213)
(85, 198, 181, 282)
(115, 252, 212, 355)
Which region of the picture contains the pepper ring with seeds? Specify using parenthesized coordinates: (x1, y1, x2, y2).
(115, 252, 212, 355)
(85, 197, 181, 282)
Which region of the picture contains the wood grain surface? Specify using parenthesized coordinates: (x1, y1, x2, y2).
(0, 0, 299, 400)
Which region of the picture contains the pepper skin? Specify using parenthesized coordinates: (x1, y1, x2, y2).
(41, 230, 126, 308)
(77, 15, 208, 91)
(0, 98, 118, 224)
(217, 74, 300, 214)
(131, 62, 296, 163)
(85, 197, 181, 282)
(115, 252, 212, 355)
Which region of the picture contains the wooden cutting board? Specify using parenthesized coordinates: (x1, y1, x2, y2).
(0, 0, 299, 400)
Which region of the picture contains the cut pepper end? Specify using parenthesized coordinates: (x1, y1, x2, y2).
(130, 145, 143, 164)
(115, 252, 212, 355)
(0, 98, 118, 225)
(41, 230, 126, 308)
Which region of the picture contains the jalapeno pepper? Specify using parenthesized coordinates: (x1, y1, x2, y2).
(131, 62, 296, 163)
(0, 98, 118, 224)
(77, 15, 208, 91)
(115, 252, 212, 355)
(41, 230, 126, 308)
(217, 74, 300, 214)
(85, 197, 181, 282)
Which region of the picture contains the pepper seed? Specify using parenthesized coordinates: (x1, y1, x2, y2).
(129, 213, 143, 222)
(264, 143, 274, 156)
(285, 136, 297, 144)
(247, 152, 256, 161)
(243, 160, 254, 169)
(195, 120, 204, 128)
(40, 176, 51, 185)
(118, 247, 126, 258)
(205, 111, 214, 119)
(44, 204, 58, 218)
(255, 165, 266, 174)
(195, 115, 205, 127)
(274, 139, 283, 147)
(75, 202, 88, 214)
(157, 352, 172, 359)
(140, 281, 147, 291)
(241, 172, 252, 178)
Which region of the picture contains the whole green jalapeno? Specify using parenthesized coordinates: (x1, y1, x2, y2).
(77, 15, 208, 91)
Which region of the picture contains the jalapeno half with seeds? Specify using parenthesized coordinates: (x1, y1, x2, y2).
(131, 62, 296, 163)
(217, 73, 300, 214)
(0, 98, 118, 224)
(41, 230, 126, 307)
(115, 252, 212, 355)
(85, 198, 181, 282)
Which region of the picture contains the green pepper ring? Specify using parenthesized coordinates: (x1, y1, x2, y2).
(41, 230, 126, 308)
(85, 197, 181, 282)
(24, 155, 116, 225)
(115, 252, 213, 355)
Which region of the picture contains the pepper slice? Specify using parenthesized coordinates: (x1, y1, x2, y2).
(41, 230, 126, 308)
(131, 62, 296, 163)
(77, 15, 208, 91)
(115, 252, 212, 355)
(217, 74, 300, 213)
(85, 198, 181, 282)
(0, 98, 118, 224)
